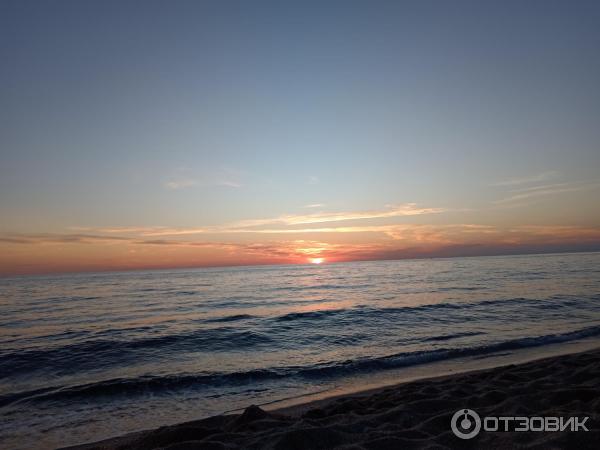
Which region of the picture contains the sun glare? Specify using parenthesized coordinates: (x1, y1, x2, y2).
(309, 258, 324, 264)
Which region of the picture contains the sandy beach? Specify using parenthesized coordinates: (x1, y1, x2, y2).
(65, 347, 600, 450)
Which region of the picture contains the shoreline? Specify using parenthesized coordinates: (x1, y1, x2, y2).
(64, 338, 600, 449)
(263, 336, 600, 415)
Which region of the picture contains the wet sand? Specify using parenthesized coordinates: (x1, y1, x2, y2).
(64, 347, 600, 449)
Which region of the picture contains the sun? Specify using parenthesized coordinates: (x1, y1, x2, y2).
(309, 257, 325, 264)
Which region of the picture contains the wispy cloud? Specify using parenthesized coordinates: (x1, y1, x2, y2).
(62, 204, 446, 247)
(0, 233, 132, 245)
(216, 180, 242, 188)
(307, 175, 319, 185)
(304, 203, 325, 208)
(164, 178, 198, 190)
(214, 167, 244, 188)
(4, 222, 600, 276)
(163, 167, 198, 190)
(163, 166, 244, 190)
(494, 181, 598, 205)
(6, 225, 600, 254)
(106, 203, 446, 236)
(491, 171, 558, 187)
(233, 203, 445, 228)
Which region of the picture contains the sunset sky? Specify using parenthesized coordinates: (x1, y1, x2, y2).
(1, 1, 600, 276)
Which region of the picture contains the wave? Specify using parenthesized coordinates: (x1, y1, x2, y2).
(0, 369, 289, 408)
(298, 324, 600, 378)
(421, 331, 485, 342)
(4, 324, 600, 408)
(0, 328, 272, 378)
(271, 294, 597, 322)
(4, 294, 597, 378)
(204, 314, 257, 323)
(270, 283, 371, 291)
(438, 286, 483, 291)
(274, 309, 344, 322)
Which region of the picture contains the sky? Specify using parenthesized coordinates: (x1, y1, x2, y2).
(1, 0, 600, 276)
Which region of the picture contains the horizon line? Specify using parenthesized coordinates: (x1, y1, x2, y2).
(2, 248, 599, 280)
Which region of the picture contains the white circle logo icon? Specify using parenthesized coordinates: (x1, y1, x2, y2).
(451, 409, 481, 439)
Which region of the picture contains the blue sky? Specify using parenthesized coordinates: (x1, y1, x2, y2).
(1, 0, 599, 274)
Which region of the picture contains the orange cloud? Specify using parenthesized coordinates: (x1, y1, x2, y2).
(2, 223, 600, 276)
(72, 203, 445, 237)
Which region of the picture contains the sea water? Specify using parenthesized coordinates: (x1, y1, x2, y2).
(1, 252, 600, 449)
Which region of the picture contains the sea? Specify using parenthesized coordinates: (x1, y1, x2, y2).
(1, 252, 600, 449)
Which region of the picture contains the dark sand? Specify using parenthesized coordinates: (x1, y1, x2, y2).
(64, 349, 600, 449)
